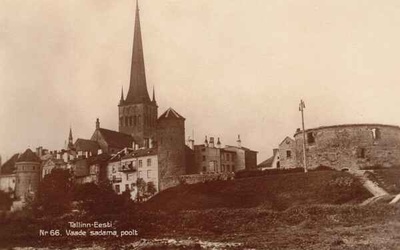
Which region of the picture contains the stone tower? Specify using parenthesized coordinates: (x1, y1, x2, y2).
(15, 148, 41, 201)
(157, 108, 186, 190)
(119, 1, 158, 147)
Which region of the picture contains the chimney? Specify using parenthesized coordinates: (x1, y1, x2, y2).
(237, 134, 242, 148)
(217, 137, 221, 148)
(96, 118, 100, 129)
(188, 136, 194, 150)
(296, 128, 301, 133)
(85, 151, 89, 158)
(273, 148, 279, 156)
(149, 138, 153, 148)
(209, 137, 215, 148)
(56, 151, 61, 160)
(205, 136, 209, 147)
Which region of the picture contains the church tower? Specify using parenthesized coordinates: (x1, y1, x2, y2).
(119, 1, 158, 147)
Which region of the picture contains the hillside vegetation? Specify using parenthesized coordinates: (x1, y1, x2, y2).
(145, 171, 371, 211)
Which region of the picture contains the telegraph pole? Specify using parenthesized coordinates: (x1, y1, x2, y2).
(299, 99, 308, 173)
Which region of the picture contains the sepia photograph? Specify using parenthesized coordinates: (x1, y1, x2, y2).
(1, 0, 400, 249)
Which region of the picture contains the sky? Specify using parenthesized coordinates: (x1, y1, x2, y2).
(1, 0, 400, 163)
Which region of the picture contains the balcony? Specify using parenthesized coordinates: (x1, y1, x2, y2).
(112, 177, 122, 183)
(120, 164, 137, 173)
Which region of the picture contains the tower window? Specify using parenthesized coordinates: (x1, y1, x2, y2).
(372, 128, 381, 140)
(307, 132, 315, 144)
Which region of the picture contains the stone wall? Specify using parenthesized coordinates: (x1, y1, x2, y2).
(161, 172, 235, 190)
(279, 137, 297, 169)
(293, 124, 400, 170)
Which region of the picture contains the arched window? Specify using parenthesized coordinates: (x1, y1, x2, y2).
(134, 115, 137, 126)
(119, 117, 123, 127)
(125, 117, 129, 127)
(138, 115, 141, 125)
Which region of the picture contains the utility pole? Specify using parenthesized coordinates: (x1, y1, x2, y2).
(299, 99, 308, 173)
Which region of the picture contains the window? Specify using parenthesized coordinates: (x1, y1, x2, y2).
(125, 184, 129, 191)
(120, 117, 123, 126)
(139, 160, 143, 168)
(147, 170, 152, 178)
(131, 183, 135, 189)
(307, 132, 315, 144)
(138, 171, 142, 178)
(286, 150, 292, 159)
(202, 155, 206, 161)
(147, 158, 151, 166)
(115, 185, 120, 193)
(372, 128, 381, 140)
(202, 166, 206, 172)
(358, 148, 366, 158)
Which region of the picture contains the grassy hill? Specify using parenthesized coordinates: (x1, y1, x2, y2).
(145, 170, 371, 212)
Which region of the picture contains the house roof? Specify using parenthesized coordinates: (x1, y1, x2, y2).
(74, 138, 100, 152)
(122, 148, 157, 159)
(258, 156, 274, 168)
(158, 108, 185, 120)
(98, 128, 134, 149)
(16, 149, 40, 163)
(0, 153, 19, 174)
(279, 136, 295, 146)
(87, 153, 111, 165)
(224, 145, 258, 153)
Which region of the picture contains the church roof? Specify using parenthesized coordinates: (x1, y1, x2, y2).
(17, 148, 40, 163)
(158, 108, 185, 120)
(98, 128, 134, 149)
(74, 139, 100, 152)
(125, 1, 151, 104)
(0, 153, 19, 174)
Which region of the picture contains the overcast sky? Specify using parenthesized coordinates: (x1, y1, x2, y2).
(1, 0, 400, 163)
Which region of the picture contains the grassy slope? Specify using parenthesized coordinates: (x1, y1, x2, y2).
(144, 171, 371, 212)
(368, 168, 400, 194)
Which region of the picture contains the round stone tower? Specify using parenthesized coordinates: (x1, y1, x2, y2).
(15, 148, 41, 201)
(156, 108, 186, 190)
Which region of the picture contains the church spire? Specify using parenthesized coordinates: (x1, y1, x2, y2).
(152, 86, 156, 103)
(68, 127, 73, 149)
(125, 0, 151, 104)
(119, 86, 125, 105)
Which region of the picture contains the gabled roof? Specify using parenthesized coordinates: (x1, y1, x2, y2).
(17, 149, 40, 163)
(0, 153, 19, 174)
(158, 108, 185, 120)
(279, 136, 295, 146)
(257, 156, 274, 168)
(257, 150, 278, 168)
(74, 138, 100, 152)
(98, 128, 134, 149)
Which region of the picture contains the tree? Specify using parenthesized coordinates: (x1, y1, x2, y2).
(147, 181, 157, 197)
(0, 190, 12, 211)
(73, 180, 128, 215)
(36, 168, 73, 216)
(136, 178, 147, 202)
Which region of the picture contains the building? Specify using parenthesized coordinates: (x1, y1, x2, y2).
(278, 124, 400, 171)
(41, 158, 66, 179)
(118, 1, 158, 148)
(156, 108, 188, 190)
(191, 135, 257, 174)
(14, 149, 41, 201)
(107, 147, 158, 200)
(257, 149, 280, 170)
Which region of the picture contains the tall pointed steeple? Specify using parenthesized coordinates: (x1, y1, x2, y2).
(125, 0, 151, 104)
(68, 127, 74, 149)
(152, 86, 156, 103)
(119, 86, 125, 105)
